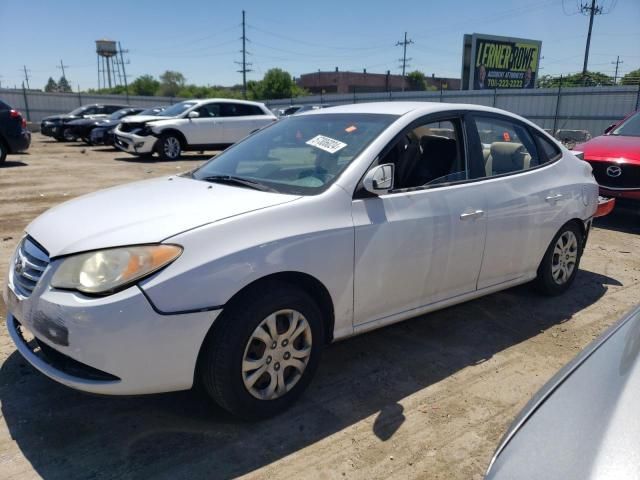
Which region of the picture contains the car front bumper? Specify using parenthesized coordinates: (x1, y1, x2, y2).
(114, 131, 157, 154)
(40, 123, 61, 138)
(4, 265, 219, 395)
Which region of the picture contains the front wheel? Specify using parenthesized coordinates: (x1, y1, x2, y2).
(535, 222, 583, 295)
(156, 133, 182, 160)
(199, 282, 324, 419)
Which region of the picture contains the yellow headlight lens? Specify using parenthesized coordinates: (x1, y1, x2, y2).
(51, 244, 182, 295)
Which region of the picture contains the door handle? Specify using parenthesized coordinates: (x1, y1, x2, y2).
(545, 193, 564, 203)
(460, 209, 485, 220)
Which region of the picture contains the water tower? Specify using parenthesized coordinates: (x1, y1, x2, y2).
(96, 39, 123, 89)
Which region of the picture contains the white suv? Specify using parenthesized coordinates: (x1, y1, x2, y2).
(114, 98, 277, 159)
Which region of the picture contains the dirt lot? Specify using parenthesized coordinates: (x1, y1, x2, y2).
(0, 134, 639, 480)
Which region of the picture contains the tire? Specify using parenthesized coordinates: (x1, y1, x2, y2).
(199, 281, 325, 419)
(0, 141, 6, 164)
(535, 222, 583, 296)
(156, 133, 182, 160)
(62, 128, 77, 142)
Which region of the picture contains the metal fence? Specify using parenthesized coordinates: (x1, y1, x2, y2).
(2, 85, 639, 138)
(0, 89, 182, 124)
(265, 85, 640, 138)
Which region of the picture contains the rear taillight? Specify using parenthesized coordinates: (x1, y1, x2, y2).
(10, 109, 27, 128)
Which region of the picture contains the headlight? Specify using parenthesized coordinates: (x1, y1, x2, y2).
(51, 244, 182, 295)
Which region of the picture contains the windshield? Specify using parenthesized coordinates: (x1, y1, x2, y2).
(612, 111, 640, 137)
(68, 106, 89, 116)
(140, 107, 164, 116)
(193, 113, 397, 195)
(157, 101, 196, 117)
(109, 109, 132, 120)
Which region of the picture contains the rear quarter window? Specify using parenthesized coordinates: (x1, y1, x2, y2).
(535, 132, 562, 162)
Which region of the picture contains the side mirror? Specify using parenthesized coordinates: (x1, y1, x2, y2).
(603, 123, 616, 135)
(573, 151, 584, 160)
(363, 163, 394, 194)
(187, 111, 200, 119)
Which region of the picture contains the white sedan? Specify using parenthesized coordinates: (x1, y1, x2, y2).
(5, 102, 600, 419)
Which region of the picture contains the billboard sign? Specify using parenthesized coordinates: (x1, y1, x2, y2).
(462, 34, 542, 90)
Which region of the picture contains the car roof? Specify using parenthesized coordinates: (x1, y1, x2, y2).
(300, 101, 519, 117)
(187, 98, 267, 106)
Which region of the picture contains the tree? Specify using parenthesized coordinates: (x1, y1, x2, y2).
(621, 69, 640, 86)
(256, 68, 295, 100)
(130, 75, 160, 96)
(537, 71, 614, 88)
(44, 77, 58, 92)
(158, 70, 186, 97)
(58, 76, 72, 93)
(406, 70, 427, 91)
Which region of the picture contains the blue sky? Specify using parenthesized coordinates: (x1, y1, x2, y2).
(1, 0, 638, 90)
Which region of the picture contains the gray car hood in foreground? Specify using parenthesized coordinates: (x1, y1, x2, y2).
(486, 305, 640, 480)
(26, 176, 299, 258)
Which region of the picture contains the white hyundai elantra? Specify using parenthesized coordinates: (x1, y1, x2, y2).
(4, 102, 602, 418)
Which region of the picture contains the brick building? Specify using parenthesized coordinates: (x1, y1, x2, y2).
(297, 68, 461, 94)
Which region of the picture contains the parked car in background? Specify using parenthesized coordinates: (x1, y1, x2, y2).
(0, 100, 30, 164)
(275, 104, 332, 117)
(65, 107, 145, 144)
(5, 102, 604, 419)
(485, 304, 640, 480)
(114, 99, 277, 159)
(574, 110, 640, 202)
(41, 104, 128, 141)
(90, 106, 166, 147)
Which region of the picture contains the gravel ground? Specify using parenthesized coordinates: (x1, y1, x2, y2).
(0, 134, 639, 480)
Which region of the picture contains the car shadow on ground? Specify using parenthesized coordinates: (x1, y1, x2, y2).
(594, 203, 640, 235)
(113, 154, 213, 163)
(0, 269, 620, 479)
(0, 160, 28, 168)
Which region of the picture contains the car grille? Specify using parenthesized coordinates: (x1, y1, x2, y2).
(118, 122, 143, 133)
(588, 160, 640, 189)
(12, 237, 50, 298)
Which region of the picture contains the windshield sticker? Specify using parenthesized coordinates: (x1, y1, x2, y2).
(306, 135, 347, 154)
(345, 125, 357, 133)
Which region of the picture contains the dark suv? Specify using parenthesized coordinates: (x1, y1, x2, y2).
(0, 100, 31, 164)
(41, 104, 128, 141)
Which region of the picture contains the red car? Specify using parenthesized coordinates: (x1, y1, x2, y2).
(575, 110, 640, 201)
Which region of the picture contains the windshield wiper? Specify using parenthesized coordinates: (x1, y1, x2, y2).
(200, 175, 277, 192)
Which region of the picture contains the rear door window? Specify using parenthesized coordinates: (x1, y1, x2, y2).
(471, 115, 540, 177)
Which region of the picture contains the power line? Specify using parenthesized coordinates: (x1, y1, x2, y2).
(396, 32, 413, 92)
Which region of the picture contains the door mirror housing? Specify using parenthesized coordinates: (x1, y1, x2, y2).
(363, 163, 394, 194)
(603, 123, 616, 135)
(187, 111, 200, 119)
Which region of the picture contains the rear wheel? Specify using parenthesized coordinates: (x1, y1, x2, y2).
(0, 141, 7, 164)
(199, 282, 324, 419)
(156, 133, 182, 160)
(535, 222, 583, 295)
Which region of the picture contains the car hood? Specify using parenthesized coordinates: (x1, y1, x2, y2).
(26, 176, 300, 258)
(486, 305, 640, 479)
(575, 135, 640, 163)
(67, 118, 100, 126)
(42, 115, 78, 123)
(94, 119, 119, 128)
(120, 115, 167, 124)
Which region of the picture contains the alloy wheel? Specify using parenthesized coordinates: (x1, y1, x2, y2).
(242, 309, 313, 400)
(551, 230, 578, 285)
(163, 137, 181, 159)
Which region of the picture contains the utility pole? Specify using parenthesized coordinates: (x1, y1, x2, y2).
(612, 55, 623, 84)
(58, 59, 68, 80)
(235, 10, 252, 99)
(580, 0, 603, 82)
(118, 41, 130, 102)
(396, 32, 413, 92)
(22, 65, 31, 90)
